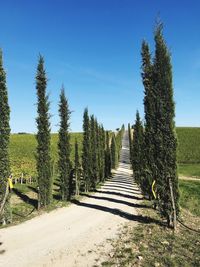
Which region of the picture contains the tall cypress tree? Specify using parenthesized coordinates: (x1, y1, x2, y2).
(58, 88, 71, 201)
(74, 139, 81, 196)
(0, 50, 11, 224)
(105, 131, 111, 178)
(90, 115, 98, 189)
(153, 23, 179, 226)
(99, 125, 105, 182)
(141, 40, 155, 199)
(95, 119, 101, 184)
(111, 134, 117, 169)
(82, 108, 91, 192)
(132, 111, 144, 187)
(36, 55, 52, 208)
(128, 123, 133, 165)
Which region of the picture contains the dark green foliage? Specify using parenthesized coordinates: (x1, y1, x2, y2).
(128, 123, 133, 164)
(115, 125, 125, 162)
(74, 139, 81, 196)
(58, 88, 71, 201)
(111, 134, 117, 169)
(153, 23, 179, 224)
(0, 49, 11, 223)
(35, 55, 52, 208)
(90, 115, 98, 189)
(82, 108, 91, 192)
(141, 40, 155, 198)
(105, 131, 111, 178)
(99, 125, 105, 182)
(132, 111, 144, 186)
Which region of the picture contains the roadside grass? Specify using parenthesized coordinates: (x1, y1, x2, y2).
(179, 180, 200, 216)
(178, 163, 200, 178)
(101, 201, 200, 267)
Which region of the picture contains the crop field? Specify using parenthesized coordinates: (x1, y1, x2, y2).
(179, 180, 200, 216)
(9, 133, 83, 179)
(176, 127, 200, 163)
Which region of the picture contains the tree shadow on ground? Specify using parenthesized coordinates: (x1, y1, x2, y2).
(12, 188, 38, 208)
(94, 189, 144, 201)
(71, 199, 163, 226)
(27, 185, 38, 194)
(80, 194, 151, 209)
(102, 185, 141, 194)
(0, 242, 5, 255)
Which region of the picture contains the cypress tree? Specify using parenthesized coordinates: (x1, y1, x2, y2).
(132, 111, 144, 187)
(95, 120, 101, 184)
(58, 88, 71, 201)
(0, 50, 11, 224)
(128, 123, 133, 165)
(153, 23, 179, 227)
(90, 115, 98, 189)
(111, 134, 117, 169)
(141, 40, 155, 199)
(99, 125, 105, 182)
(74, 139, 81, 196)
(82, 108, 91, 192)
(36, 55, 52, 208)
(105, 131, 111, 178)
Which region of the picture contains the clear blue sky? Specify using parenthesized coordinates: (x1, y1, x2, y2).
(1, 0, 200, 133)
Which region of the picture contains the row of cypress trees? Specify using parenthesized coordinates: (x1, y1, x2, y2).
(0, 52, 122, 222)
(129, 23, 179, 228)
(82, 110, 124, 192)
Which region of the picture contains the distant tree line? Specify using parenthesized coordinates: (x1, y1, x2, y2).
(0, 53, 124, 223)
(129, 23, 179, 229)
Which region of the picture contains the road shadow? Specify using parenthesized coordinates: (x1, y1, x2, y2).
(12, 188, 38, 208)
(80, 194, 150, 209)
(102, 184, 140, 194)
(95, 189, 144, 201)
(0, 242, 5, 255)
(71, 199, 163, 226)
(27, 185, 38, 194)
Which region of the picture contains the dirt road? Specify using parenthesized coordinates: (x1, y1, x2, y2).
(0, 132, 142, 267)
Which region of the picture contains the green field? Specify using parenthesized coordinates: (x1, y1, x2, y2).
(9, 127, 200, 179)
(178, 163, 200, 178)
(179, 180, 200, 216)
(9, 133, 83, 179)
(176, 127, 200, 163)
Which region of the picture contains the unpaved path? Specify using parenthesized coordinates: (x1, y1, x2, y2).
(0, 132, 142, 267)
(179, 175, 200, 181)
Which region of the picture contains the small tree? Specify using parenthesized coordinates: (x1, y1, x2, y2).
(58, 88, 71, 201)
(0, 50, 11, 224)
(35, 55, 52, 208)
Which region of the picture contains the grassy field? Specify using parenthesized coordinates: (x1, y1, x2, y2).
(176, 127, 200, 178)
(179, 180, 200, 216)
(176, 127, 200, 163)
(178, 163, 200, 178)
(9, 133, 83, 179)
